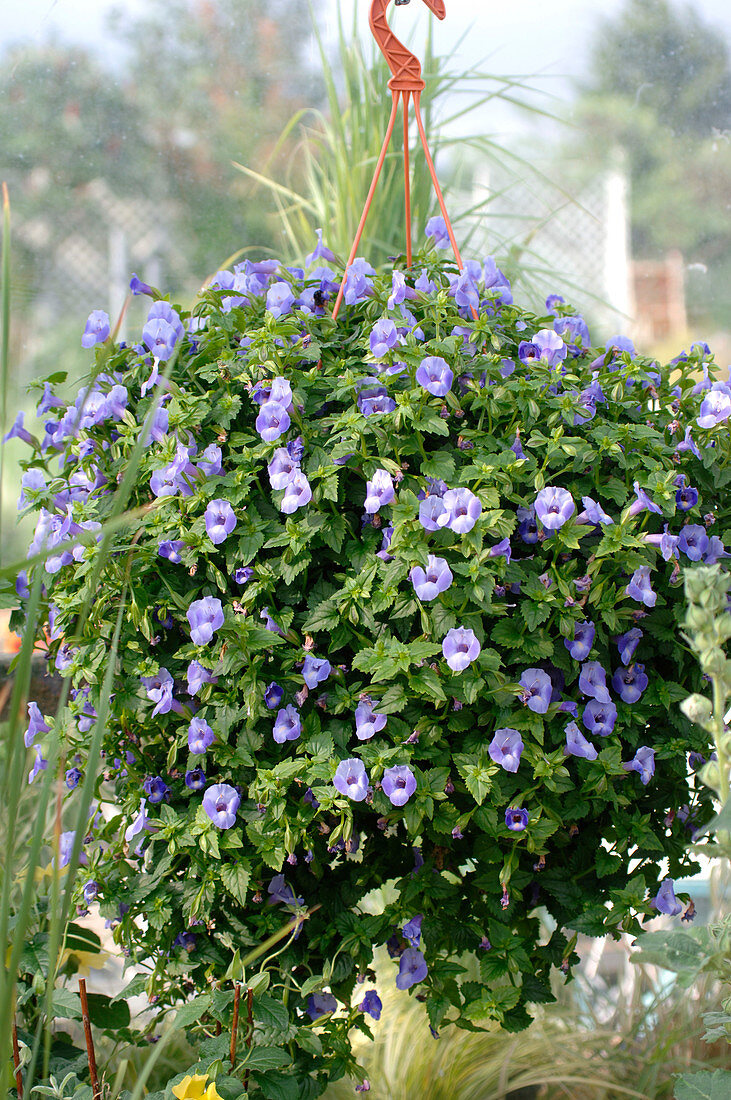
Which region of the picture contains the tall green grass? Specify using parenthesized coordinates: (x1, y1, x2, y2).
(0, 182, 180, 1093)
(235, 1, 565, 270)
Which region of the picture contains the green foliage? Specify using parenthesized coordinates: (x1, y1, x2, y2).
(9, 238, 729, 1095)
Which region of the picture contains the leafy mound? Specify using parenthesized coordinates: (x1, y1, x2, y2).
(11, 239, 729, 1095)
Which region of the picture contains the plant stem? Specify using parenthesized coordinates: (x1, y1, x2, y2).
(78, 979, 101, 1100)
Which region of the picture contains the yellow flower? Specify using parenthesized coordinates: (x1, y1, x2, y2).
(171, 1075, 223, 1100)
(58, 948, 109, 977)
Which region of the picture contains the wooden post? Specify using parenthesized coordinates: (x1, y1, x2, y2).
(12, 1020, 23, 1099)
(78, 978, 101, 1100)
(229, 982, 241, 1069)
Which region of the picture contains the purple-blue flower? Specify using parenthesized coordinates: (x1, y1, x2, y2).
(344, 258, 376, 305)
(124, 799, 149, 847)
(202, 783, 240, 829)
(697, 386, 731, 429)
(273, 704, 302, 744)
(442, 626, 481, 672)
(416, 356, 453, 397)
(204, 499, 237, 545)
(188, 717, 215, 754)
(197, 444, 223, 478)
(24, 702, 50, 748)
(355, 700, 387, 741)
(579, 661, 612, 703)
(409, 555, 453, 601)
(255, 401, 290, 443)
(142, 317, 179, 361)
(141, 667, 175, 716)
(360, 990, 383, 1020)
(370, 319, 399, 359)
(488, 728, 524, 773)
(505, 807, 529, 831)
(624, 746, 655, 785)
(564, 721, 598, 760)
(519, 669, 552, 713)
(616, 628, 643, 666)
(187, 597, 225, 645)
(266, 281, 295, 319)
(187, 660, 217, 696)
(612, 663, 648, 704)
(303, 655, 331, 689)
(419, 495, 446, 531)
(234, 566, 254, 585)
(676, 485, 698, 512)
(66, 767, 83, 789)
(535, 486, 575, 531)
(425, 215, 450, 249)
(396, 948, 428, 990)
(28, 746, 48, 784)
(357, 381, 396, 417)
(281, 470, 312, 514)
(333, 758, 369, 802)
(489, 537, 511, 562)
(437, 487, 481, 534)
(268, 873, 303, 908)
(678, 525, 709, 562)
(382, 765, 417, 807)
(185, 768, 207, 791)
(265, 682, 284, 710)
(159, 540, 185, 563)
(268, 447, 299, 490)
(577, 496, 614, 526)
(625, 566, 657, 608)
(530, 328, 567, 366)
(582, 698, 617, 737)
(564, 620, 595, 662)
(364, 469, 395, 514)
(627, 481, 663, 518)
(306, 993, 337, 1021)
(652, 878, 683, 916)
(143, 776, 170, 804)
(402, 915, 423, 947)
(81, 310, 110, 348)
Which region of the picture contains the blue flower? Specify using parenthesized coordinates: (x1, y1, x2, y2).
(396, 948, 428, 990)
(505, 807, 529, 831)
(625, 566, 657, 607)
(306, 993, 337, 1020)
(624, 746, 655, 785)
(564, 722, 597, 760)
(652, 878, 683, 916)
(402, 915, 423, 947)
(359, 990, 382, 1020)
(81, 310, 110, 348)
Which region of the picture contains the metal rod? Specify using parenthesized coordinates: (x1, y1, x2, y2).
(230, 982, 241, 1069)
(243, 987, 254, 1092)
(413, 91, 478, 319)
(12, 1019, 23, 1099)
(78, 978, 101, 1100)
(402, 90, 413, 267)
(332, 91, 401, 321)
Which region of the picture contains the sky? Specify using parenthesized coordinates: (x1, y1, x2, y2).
(3, 0, 730, 140)
(4, 0, 731, 86)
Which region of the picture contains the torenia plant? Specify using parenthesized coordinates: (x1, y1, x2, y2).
(6, 223, 731, 1096)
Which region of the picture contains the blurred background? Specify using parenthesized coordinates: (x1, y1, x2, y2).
(0, 0, 729, 565)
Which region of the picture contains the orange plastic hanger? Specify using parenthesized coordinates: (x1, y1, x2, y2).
(332, 0, 470, 320)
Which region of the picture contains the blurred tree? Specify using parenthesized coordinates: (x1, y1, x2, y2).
(572, 0, 731, 328)
(110, 0, 318, 277)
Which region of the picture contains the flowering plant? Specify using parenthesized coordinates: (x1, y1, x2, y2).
(9, 228, 730, 1094)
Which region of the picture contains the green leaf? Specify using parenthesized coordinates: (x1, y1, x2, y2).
(254, 1071, 300, 1100)
(242, 1046, 291, 1071)
(86, 993, 131, 1030)
(253, 993, 290, 1033)
(174, 993, 211, 1031)
(521, 602, 551, 632)
(631, 930, 710, 979)
(52, 988, 83, 1020)
(221, 863, 250, 907)
(674, 1070, 731, 1100)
